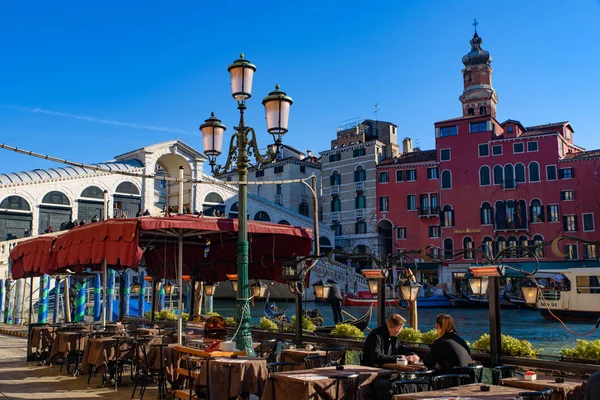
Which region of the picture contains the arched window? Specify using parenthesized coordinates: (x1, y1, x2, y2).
(0, 196, 31, 211)
(277, 220, 290, 225)
(482, 236, 494, 258)
(330, 171, 341, 186)
(519, 235, 530, 257)
(504, 164, 515, 188)
(354, 166, 366, 182)
(463, 237, 474, 259)
(481, 202, 493, 225)
(533, 234, 545, 258)
(298, 202, 309, 217)
(319, 237, 333, 255)
(203, 192, 225, 216)
(257, 184, 262, 197)
(496, 236, 507, 254)
(530, 199, 544, 222)
(441, 170, 452, 189)
(442, 205, 454, 227)
(115, 181, 140, 195)
(506, 200, 516, 225)
(517, 199, 527, 229)
(479, 166, 490, 186)
(229, 202, 239, 219)
(254, 211, 271, 222)
(443, 238, 454, 260)
(42, 191, 70, 205)
(355, 193, 366, 209)
(331, 196, 341, 212)
(515, 163, 526, 183)
(495, 200, 506, 229)
(493, 165, 503, 185)
(468, 107, 475, 116)
(480, 106, 487, 115)
(80, 186, 104, 199)
(507, 236, 518, 256)
(529, 162, 540, 182)
(355, 220, 367, 234)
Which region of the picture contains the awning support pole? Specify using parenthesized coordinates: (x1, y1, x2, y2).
(177, 166, 184, 345)
(102, 259, 107, 327)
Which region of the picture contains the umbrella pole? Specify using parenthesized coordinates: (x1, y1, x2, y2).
(28, 277, 33, 325)
(177, 166, 184, 345)
(64, 277, 71, 323)
(150, 279, 156, 322)
(102, 259, 107, 327)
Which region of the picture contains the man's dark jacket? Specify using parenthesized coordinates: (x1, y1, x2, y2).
(424, 332, 471, 374)
(328, 283, 344, 302)
(361, 325, 406, 367)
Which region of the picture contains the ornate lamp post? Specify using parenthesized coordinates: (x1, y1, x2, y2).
(200, 54, 292, 355)
(400, 279, 422, 330)
(203, 282, 218, 313)
(282, 260, 305, 343)
(363, 269, 388, 327)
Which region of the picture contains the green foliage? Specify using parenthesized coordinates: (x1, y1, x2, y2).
(397, 327, 422, 344)
(473, 333, 539, 358)
(225, 317, 237, 327)
(283, 315, 317, 332)
(329, 323, 364, 338)
(206, 311, 221, 317)
(259, 317, 278, 331)
(421, 329, 439, 345)
(143, 310, 189, 321)
(561, 339, 600, 360)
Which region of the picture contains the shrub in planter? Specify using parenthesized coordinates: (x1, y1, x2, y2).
(283, 315, 316, 332)
(473, 333, 538, 358)
(398, 327, 422, 344)
(225, 317, 237, 327)
(421, 329, 438, 345)
(258, 317, 278, 331)
(561, 339, 600, 362)
(206, 311, 221, 317)
(329, 323, 364, 339)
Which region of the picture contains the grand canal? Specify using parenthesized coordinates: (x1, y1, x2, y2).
(213, 300, 600, 355)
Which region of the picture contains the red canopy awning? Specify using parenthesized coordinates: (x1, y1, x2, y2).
(9, 234, 60, 279)
(10, 216, 313, 282)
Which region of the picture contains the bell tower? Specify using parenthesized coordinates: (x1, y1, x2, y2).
(459, 20, 498, 118)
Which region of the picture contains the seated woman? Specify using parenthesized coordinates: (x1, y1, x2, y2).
(424, 314, 472, 374)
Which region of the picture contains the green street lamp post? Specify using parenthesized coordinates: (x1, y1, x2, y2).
(200, 54, 293, 355)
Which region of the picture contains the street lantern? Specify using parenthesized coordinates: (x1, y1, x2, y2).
(521, 280, 539, 306)
(468, 276, 489, 296)
(130, 281, 141, 295)
(226, 274, 238, 292)
(203, 282, 218, 297)
(228, 54, 256, 101)
(163, 280, 174, 296)
(362, 269, 387, 295)
(313, 280, 331, 301)
(251, 280, 268, 299)
(262, 85, 294, 144)
(282, 260, 301, 282)
(400, 279, 422, 302)
(200, 113, 227, 165)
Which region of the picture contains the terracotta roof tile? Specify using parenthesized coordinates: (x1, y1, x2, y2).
(562, 149, 600, 161)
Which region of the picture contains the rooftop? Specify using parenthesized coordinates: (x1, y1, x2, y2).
(562, 149, 600, 161)
(378, 149, 437, 166)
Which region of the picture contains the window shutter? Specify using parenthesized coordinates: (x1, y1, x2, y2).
(480, 207, 485, 224)
(451, 210, 455, 226)
(560, 191, 565, 200)
(540, 206, 545, 222)
(571, 168, 575, 178)
(574, 218, 578, 232)
(529, 206, 534, 222)
(563, 216, 568, 231)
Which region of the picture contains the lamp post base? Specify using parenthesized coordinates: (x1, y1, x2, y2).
(234, 298, 256, 356)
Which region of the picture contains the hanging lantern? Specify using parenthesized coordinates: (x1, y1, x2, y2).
(226, 274, 238, 292)
(251, 280, 268, 299)
(312, 280, 331, 301)
(362, 269, 387, 295)
(521, 280, 539, 307)
(400, 279, 422, 302)
(130, 281, 141, 295)
(203, 282, 218, 297)
(282, 260, 301, 282)
(163, 281, 174, 296)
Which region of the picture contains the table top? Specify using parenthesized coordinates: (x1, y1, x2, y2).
(501, 375, 584, 393)
(393, 383, 525, 399)
(282, 348, 327, 356)
(173, 344, 246, 358)
(383, 362, 428, 372)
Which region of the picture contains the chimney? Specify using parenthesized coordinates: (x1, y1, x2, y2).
(307, 150, 312, 158)
(402, 138, 413, 154)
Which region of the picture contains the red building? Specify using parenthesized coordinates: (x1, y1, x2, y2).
(376, 30, 600, 285)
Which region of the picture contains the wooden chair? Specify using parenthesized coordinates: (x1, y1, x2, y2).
(172, 355, 207, 400)
(320, 347, 346, 366)
(327, 373, 359, 400)
(430, 373, 470, 390)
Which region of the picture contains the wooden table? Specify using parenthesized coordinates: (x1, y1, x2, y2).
(502, 375, 585, 400)
(263, 365, 391, 400)
(281, 348, 326, 370)
(49, 331, 88, 362)
(195, 356, 268, 400)
(28, 326, 54, 354)
(393, 383, 525, 399)
(81, 336, 132, 375)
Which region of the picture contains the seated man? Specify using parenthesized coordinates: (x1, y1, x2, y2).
(361, 314, 419, 367)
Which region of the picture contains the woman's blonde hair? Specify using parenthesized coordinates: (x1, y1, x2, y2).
(435, 314, 458, 337)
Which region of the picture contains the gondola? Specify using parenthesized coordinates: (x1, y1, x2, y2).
(313, 305, 373, 335)
(264, 300, 290, 324)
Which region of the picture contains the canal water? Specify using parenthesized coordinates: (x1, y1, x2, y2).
(213, 299, 600, 355)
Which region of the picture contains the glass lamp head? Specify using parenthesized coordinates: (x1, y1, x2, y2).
(228, 53, 256, 102)
(200, 112, 227, 164)
(468, 276, 489, 296)
(521, 281, 539, 306)
(251, 280, 268, 299)
(226, 274, 238, 292)
(262, 84, 293, 143)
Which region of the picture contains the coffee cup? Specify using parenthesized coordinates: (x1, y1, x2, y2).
(396, 358, 408, 365)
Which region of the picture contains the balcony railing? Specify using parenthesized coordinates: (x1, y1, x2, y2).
(354, 182, 364, 191)
(355, 209, 365, 219)
(494, 221, 528, 231)
(330, 186, 340, 195)
(418, 206, 440, 218)
(330, 212, 340, 221)
(274, 194, 282, 204)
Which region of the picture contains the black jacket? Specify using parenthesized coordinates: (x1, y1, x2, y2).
(361, 325, 406, 367)
(328, 283, 344, 302)
(424, 332, 471, 374)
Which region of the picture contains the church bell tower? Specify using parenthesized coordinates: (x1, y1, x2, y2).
(459, 21, 498, 118)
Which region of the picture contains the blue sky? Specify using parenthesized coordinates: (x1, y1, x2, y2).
(1, 1, 599, 174)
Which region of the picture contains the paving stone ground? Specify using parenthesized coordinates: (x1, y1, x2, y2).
(0, 334, 158, 400)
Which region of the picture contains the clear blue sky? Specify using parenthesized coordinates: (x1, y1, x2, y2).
(1, 1, 599, 174)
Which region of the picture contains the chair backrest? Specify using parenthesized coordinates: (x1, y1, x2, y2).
(517, 386, 553, 400)
(267, 362, 301, 373)
(258, 339, 278, 363)
(492, 365, 521, 385)
(327, 373, 360, 400)
(431, 373, 470, 390)
(321, 347, 346, 366)
(305, 355, 328, 369)
(392, 379, 431, 394)
(454, 364, 484, 383)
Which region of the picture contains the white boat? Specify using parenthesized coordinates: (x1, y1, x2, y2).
(535, 267, 600, 322)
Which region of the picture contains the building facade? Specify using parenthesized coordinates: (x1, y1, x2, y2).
(377, 31, 600, 285)
(321, 119, 400, 269)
